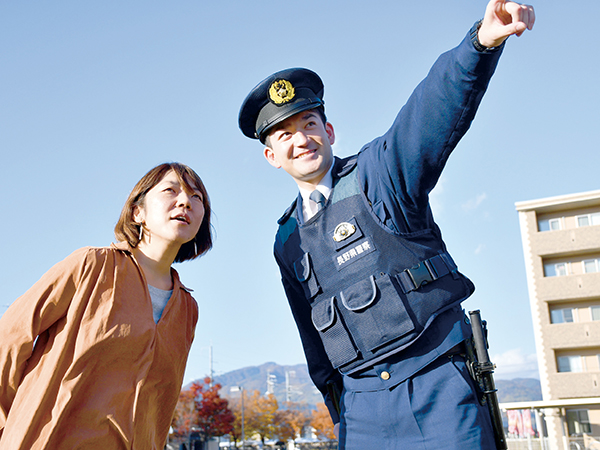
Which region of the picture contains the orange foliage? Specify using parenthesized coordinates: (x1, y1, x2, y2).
(171, 377, 234, 440)
(311, 403, 335, 440)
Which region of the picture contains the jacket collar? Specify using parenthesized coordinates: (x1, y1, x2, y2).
(277, 155, 358, 225)
(110, 241, 193, 293)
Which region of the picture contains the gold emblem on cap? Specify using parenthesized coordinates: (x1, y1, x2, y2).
(333, 222, 356, 242)
(269, 79, 295, 105)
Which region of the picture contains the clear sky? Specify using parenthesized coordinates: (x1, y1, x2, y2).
(1, 0, 599, 385)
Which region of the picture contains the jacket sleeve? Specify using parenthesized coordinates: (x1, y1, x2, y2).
(0, 248, 88, 433)
(359, 25, 504, 233)
(274, 247, 343, 424)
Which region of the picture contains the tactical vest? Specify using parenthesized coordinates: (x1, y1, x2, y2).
(277, 164, 475, 374)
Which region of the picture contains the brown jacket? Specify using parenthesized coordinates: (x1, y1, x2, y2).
(0, 242, 198, 449)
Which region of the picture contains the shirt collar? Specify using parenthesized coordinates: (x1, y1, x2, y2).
(110, 241, 193, 293)
(298, 164, 334, 221)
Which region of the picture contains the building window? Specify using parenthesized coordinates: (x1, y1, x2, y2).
(538, 218, 562, 232)
(557, 355, 583, 373)
(550, 308, 574, 324)
(576, 212, 600, 228)
(566, 409, 592, 435)
(592, 306, 600, 321)
(583, 258, 600, 274)
(544, 262, 568, 277)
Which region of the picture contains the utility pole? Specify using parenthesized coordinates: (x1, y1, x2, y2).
(230, 386, 245, 450)
(208, 343, 214, 387)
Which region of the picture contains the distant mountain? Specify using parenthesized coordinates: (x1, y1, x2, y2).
(210, 362, 323, 408)
(193, 363, 542, 409)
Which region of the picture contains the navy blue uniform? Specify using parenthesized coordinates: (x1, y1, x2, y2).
(273, 25, 503, 449)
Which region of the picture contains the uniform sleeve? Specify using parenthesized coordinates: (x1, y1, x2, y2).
(359, 26, 504, 233)
(274, 248, 343, 424)
(0, 248, 88, 433)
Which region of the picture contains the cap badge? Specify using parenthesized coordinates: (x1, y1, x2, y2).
(333, 222, 356, 242)
(269, 79, 295, 105)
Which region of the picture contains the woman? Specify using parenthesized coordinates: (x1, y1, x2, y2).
(0, 162, 212, 450)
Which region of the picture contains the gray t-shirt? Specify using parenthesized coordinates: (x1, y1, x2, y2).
(148, 285, 172, 323)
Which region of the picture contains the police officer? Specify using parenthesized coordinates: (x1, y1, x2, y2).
(238, 1, 534, 449)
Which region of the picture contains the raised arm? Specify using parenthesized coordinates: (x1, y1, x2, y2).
(358, 2, 535, 234)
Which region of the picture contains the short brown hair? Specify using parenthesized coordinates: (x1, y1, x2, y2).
(115, 162, 213, 262)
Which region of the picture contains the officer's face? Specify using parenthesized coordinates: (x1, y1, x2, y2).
(263, 110, 335, 190)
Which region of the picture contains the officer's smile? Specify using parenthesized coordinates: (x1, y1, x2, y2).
(294, 148, 318, 159)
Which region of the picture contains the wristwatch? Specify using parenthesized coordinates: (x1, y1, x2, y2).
(470, 20, 501, 53)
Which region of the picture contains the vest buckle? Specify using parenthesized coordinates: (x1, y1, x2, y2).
(407, 261, 437, 289)
(398, 259, 442, 293)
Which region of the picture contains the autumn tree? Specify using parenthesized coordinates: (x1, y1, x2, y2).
(172, 389, 196, 438)
(229, 390, 279, 445)
(193, 377, 235, 440)
(227, 395, 243, 447)
(274, 409, 296, 442)
(275, 402, 309, 442)
(251, 390, 279, 444)
(171, 377, 234, 442)
(311, 403, 336, 440)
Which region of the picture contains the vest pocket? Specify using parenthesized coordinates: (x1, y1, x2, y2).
(294, 253, 321, 299)
(339, 274, 415, 352)
(311, 296, 358, 368)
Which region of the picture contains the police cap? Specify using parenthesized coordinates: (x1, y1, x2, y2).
(238, 68, 324, 143)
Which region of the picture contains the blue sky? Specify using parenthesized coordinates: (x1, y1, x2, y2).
(1, 0, 599, 385)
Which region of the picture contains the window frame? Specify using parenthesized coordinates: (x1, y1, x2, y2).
(583, 258, 600, 274)
(576, 212, 600, 228)
(544, 262, 570, 277)
(538, 217, 563, 232)
(549, 218, 561, 231)
(591, 305, 600, 321)
(550, 307, 574, 324)
(566, 409, 592, 435)
(557, 355, 584, 373)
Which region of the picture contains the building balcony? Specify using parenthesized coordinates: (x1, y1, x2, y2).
(548, 372, 600, 399)
(543, 321, 600, 348)
(532, 226, 600, 258)
(537, 272, 600, 302)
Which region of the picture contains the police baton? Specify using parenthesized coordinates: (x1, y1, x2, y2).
(469, 310, 507, 450)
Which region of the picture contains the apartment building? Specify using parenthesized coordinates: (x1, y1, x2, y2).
(513, 189, 600, 450)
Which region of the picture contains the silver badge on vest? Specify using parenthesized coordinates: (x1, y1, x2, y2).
(333, 222, 356, 242)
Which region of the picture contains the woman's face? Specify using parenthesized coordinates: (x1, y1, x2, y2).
(134, 170, 205, 250)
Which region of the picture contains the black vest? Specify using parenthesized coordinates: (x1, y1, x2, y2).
(277, 165, 474, 374)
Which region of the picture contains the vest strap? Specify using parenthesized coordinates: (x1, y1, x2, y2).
(397, 253, 457, 293)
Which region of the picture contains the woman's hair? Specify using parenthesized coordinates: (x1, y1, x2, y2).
(115, 162, 213, 262)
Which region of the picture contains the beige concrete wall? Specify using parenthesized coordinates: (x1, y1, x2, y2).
(517, 191, 600, 449)
(548, 373, 600, 398)
(544, 323, 600, 349)
(536, 274, 600, 302)
(532, 226, 600, 257)
(519, 209, 552, 399)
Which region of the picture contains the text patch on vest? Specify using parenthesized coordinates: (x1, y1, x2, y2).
(334, 237, 377, 270)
